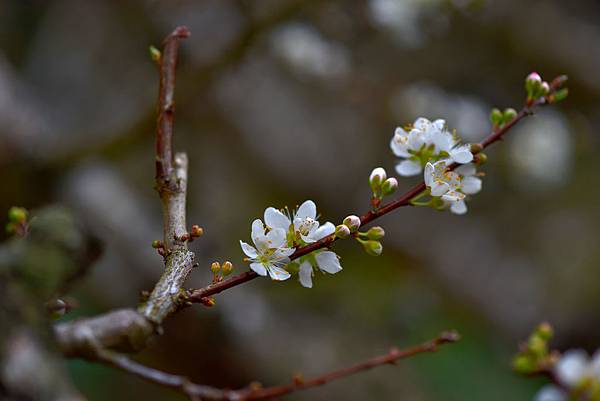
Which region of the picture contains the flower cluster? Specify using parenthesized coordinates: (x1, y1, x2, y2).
(424, 160, 482, 215)
(535, 350, 600, 401)
(240, 200, 342, 288)
(390, 117, 473, 177)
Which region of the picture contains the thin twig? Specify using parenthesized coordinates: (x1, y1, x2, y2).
(187, 96, 549, 303)
(94, 331, 460, 401)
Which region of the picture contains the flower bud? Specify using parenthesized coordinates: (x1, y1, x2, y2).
(149, 45, 161, 63)
(489, 108, 503, 126)
(381, 177, 398, 196)
(525, 72, 542, 99)
(539, 81, 550, 96)
(536, 322, 553, 341)
(366, 226, 385, 240)
(550, 75, 568, 90)
(470, 143, 483, 154)
(369, 167, 387, 191)
(362, 240, 383, 256)
(8, 207, 27, 224)
(222, 261, 233, 276)
(549, 88, 568, 103)
(503, 108, 517, 122)
(475, 152, 487, 165)
(210, 261, 221, 274)
(335, 224, 351, 239)
(151, 240, 163, 249)
(343, 215, 361, 232)
(190, 224, 204, 237)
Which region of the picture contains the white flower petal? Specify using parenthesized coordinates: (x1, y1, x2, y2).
(450, 200, 467, 215)
(315, 251, 342, 274)
(395, 160, 422, 176)
(454, 163, 476, 176)
(298, 261, 313, 288)
(240, 241, 258, 258)
(432, 130, 453, 153)
(424, 162, 435, 187)
(264, 207, 291, 231)
(390, 132, 410, 158)
(250, 262, 267, 277)
(267, 265, 291, 281)
(430, 181, 450, 197)
(266, 228, 287, 249)
(432, 119, 446, 130)
(441, 191, 465, 202)
(313, 222, 335, 240)
(555, 349, 589, 386)
(296, 200, 317, 220)
(300, 234, 317, 243)
(272, 248, 295, 259)
(462, 176, 482, 195)
(533, 385, 567, 401)
(413, 117, 430, 130)
(450, 145, 474, 164)
(408, 130, 425, 150)
(251, 219, 265, 241)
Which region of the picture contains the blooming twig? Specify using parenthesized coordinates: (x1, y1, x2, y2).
(187, 94, 554, 303)
(93, 331, 460, 401)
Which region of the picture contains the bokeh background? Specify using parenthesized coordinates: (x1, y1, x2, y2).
(1, 0, 599, 400)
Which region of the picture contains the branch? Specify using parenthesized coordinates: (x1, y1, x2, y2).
(93, 331, 460, 401)
(187, 96, 550, 303)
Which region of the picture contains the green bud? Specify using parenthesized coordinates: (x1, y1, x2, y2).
(151, 240, 162, 249)
(527, 336, 547, 357)
(222, 261, 233, 276)
(366, 226, 385, 240)
(343, 215, 361, 232)
(490, 108, 503, 126)
(536, 322, 553, 341)
(335, 224, 351, 239)
(381, 177, 398, 196)
(512, 354, 536, 374)
(362, 239, 383, 256)
(525, 72, 542, 99)
(210, 261, 221, 274)
(551, 88, 568, 103)
(8, 206, 27, 224)
(149, 45, 161, 63)
(5, 222, 15, 234)
(503, 108, 517, 123)
(475, 152, 487, 165)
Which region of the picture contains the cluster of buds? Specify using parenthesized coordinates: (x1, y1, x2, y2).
(525, 72, 551, 104)
(210, 260, 234, 283)
(355, 226, 385, 256)
(335, 215, 361, 239)
(369, 167, 398, 209)
(489, 107, 517, 129)
(525, 72, 569, 106)
(513, 322, 557, 375)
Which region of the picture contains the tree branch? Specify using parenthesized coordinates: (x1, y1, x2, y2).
(187, 96, 551, 303)
(93, 331, 460, 401)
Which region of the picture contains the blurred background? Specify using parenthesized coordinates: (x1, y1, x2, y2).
(1, 0, 599, 400)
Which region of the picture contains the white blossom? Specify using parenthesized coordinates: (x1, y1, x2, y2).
(390, 117, 473, 176)
(263, 200, 341, 288)
(554, 349, 600, 387)
(424, 161, 482, 215)
(533, 385, 567, 401)
(240, 219, 295, 281)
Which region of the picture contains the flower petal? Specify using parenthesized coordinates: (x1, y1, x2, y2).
(424, 162, 435, 187)
(555, 349, 589, 386)
(454, 163, 476, 176)
(450, 144, 474, 164)
(395, 160, 422, 176)
(450, 200, 467, 215)
(251, 219, 265, 242)
(298, 261, 313, 288)
(250, 262, 267, 276)
(413, 117, 430, 130)
(462, 176, 482, 195)
(264, 207, 291, 231)
(390, 131, 410, 158)
(267, 265, 291, 281)
(315, 251, 342, 274)
(296, 200, 317, 220)
(430, 181, 450, 197)
(266, 228, 287, 249)
(533, 385, 567, 401)
(313, 222, 335, 240)
(240, 240, 258, 258)
(441, 190, 465, 203)
(431, 130, 453, 153)
(272, 248, 295, 259)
